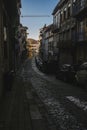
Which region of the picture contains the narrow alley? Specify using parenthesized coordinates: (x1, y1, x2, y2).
(0, 1, 87, 130)
(0, 57, 87, 130)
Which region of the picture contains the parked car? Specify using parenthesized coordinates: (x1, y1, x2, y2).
(44, 60, 57, 74)
(56, 64, 76, 83)
(35, 56, 44, 71)
(75, 62, 87, 86)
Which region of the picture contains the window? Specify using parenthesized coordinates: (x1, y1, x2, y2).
(67, 4, 71, 18)
(4, 27, 7, 41)
(64, 8, 66, 20)
(64, 10, 66, 20)
(73, 0, 76, 3)
(53, 16, 56, 25)
(81, 0, 85, 7)
(60, 11, 63, 22)
(79, 21, 84, 33)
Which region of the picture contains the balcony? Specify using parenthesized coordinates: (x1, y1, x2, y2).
(58, 41, 72, 48)
(40, 32, 43, 37)
(52, 25, 60, 33)
(58, 38, 72, 48)
(77, 31, 87, 42)
(73, 0, 87, 17)
(59, 0, 68, 8)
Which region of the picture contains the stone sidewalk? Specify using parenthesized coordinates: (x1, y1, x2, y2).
(0, 71, 50, 130)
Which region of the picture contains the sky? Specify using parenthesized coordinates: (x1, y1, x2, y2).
(20, 0, 58, 40)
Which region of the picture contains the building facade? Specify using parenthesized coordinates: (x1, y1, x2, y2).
(0, 0, 21, 97)
(39, 0, 87, 72)
(27, 38, 40, 58)
(39, 24, 54, 62)
(73, 0, 87, 62)
(52, 0, 77, 65)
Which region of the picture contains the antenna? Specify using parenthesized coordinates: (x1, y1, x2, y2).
(21, 15, 50, 17)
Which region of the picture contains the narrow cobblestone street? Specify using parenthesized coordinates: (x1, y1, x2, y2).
(0, 57, 87, 130)
(0, 58, 51, 130)
(0, 0, 87, 130)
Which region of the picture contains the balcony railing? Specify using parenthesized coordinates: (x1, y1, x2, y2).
(77, 32, 87, 42)
(73, 0, 87, 17)
(52, 25, 60, 33)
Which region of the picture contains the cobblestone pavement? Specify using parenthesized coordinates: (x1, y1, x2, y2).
(0, 57, 87, 130)
(31, 57, 87, 130)
(0, 59, 51, 130)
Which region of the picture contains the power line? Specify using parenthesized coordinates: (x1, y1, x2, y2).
(21, 15, 50, 17)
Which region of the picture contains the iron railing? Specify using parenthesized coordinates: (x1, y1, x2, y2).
(73, 0, 87, 16)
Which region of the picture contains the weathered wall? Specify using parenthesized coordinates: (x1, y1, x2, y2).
(0, 0, 4, 97)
